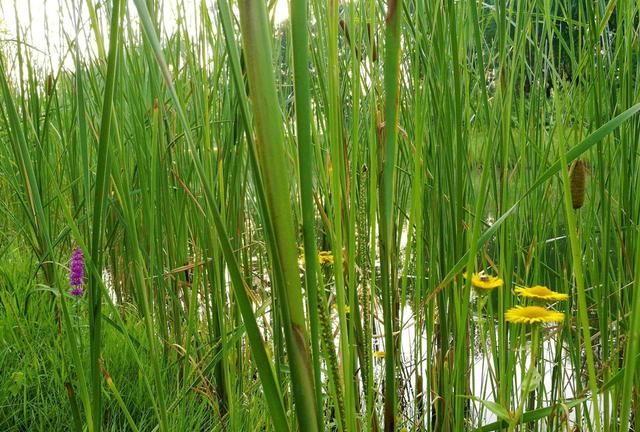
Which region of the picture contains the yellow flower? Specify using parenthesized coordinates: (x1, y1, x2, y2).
(318, 251, 334, 265)
(504, 306, 564, 325)
(514, 285, 568, 302)
(298, 249, 335, 266)
(373, 351, 385, 358)
(463, 272, 503, 291)
(332, 304, 350, 314)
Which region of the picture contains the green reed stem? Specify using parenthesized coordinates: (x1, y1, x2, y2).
(236, 1, 319, 430)
(289, 0, 323, 423)
(88, 1, 122, 428)
(379, 0, 403, 429)
(557, 113, 601, 430)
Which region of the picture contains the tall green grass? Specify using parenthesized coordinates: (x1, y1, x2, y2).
(1, 0, 640, 430)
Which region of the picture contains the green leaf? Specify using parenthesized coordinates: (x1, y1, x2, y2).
(462, 396, 512, 422)
(523, 368, 542, 394)
(472, 398, 587, 432)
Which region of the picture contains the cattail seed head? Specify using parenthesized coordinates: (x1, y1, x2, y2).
(569, 159, 586, 210)
(45, 74, 54, 96)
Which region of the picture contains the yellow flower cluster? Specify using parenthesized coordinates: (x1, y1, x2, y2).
(462, 269, 568, 325)
(506, 284, 568, 325)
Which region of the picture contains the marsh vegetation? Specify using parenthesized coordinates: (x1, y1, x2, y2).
(1, 0, 640, 430)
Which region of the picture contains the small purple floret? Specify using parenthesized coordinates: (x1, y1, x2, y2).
(70, 286, 85, 297)
(69, 247, 85, 290)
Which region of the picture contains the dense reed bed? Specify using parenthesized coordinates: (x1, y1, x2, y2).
(1, 0, 640, 430)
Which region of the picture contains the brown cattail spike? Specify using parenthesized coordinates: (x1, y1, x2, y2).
(569, 159, 586, 209)
(45, 73, 54, 96)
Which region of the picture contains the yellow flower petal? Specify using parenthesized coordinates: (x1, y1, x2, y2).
(514, 285, 568, 302)
(504, 306, 564, 325)
(464, 272, 503, 291)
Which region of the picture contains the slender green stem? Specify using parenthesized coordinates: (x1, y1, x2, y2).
(511, 326, 540, 430)
(557, 109, 601, 431)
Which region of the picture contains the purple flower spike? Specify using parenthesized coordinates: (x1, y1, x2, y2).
(70, 286, 85, 297)
(69, 247, 85, 288)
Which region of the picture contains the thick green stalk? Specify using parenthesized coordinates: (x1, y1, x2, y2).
(379, 0, 402, 429)
(88, 1, 122, 428)
(289, 0, 323, 422)
(236, 1, 319, 430)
